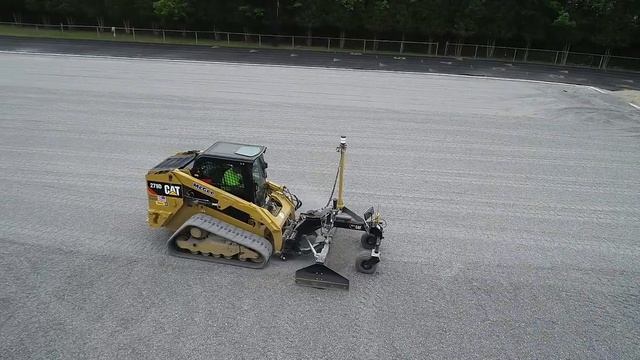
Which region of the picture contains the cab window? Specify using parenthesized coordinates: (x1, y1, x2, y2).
(193, 157, 250, 201)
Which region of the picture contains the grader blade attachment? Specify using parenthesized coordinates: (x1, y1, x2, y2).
(295, 263, 349, 290)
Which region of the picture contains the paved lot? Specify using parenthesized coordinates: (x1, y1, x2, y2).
(1, 35, 639, 91)
(0, 52, 639, 359)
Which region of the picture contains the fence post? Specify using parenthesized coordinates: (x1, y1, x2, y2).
(227, 32, 230, 44)
(162, 30, 165, 43)
(258, 34, 261, 47)
(435, 42, 439, 56)
(444, 41, 449, 56)
(598, 54, 604, 69)
(512, 49, 517, 62)
(195, 31, 198, 44)
(132, 27, 135, 40)
(291, 36, 294, 48)
(96, 27, 99, 37)
(327, 38, 331, 50)
(554, 51, 559, 64)
(474, 45, 478, 58)
(363, 40, 366, 53)
(60, 23, 63, 32)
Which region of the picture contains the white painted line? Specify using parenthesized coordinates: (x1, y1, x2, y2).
(588, 86, 608, 94)
(0, 49, 604, 90)
(629, 103, 640, 111)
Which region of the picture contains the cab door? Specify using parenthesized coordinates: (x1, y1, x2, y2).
(252, 156, 268, 206)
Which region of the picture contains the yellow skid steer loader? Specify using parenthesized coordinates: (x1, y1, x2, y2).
(146, 137, 385, 289)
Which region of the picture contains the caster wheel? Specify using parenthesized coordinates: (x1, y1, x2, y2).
(360, 233, 377, 250)
(355, 251, 378, 274)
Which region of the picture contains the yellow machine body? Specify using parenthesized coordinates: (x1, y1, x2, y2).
(146, 152, 297, 256)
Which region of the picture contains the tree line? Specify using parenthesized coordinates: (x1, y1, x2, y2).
(2, 0, 639, 54)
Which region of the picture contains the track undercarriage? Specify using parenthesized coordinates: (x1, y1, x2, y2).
(167, 213, 273, 269)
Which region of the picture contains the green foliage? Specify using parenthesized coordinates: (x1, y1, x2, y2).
(390, 0, 417, 33)
(233, 1, 264, 30)
(322, 0, 364, 31)
(4, 0, 640, 51)
(153, 0, 187, 23)
(24, 0, 54, 14)
(586, 0, 638, 47)
(412, 0, 451, 38)
(553, 10, 575, 28)
(291, 0, 325, 28)
(363, 0, 391, 34)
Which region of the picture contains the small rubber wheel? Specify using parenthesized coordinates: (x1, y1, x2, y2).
(355, 251, 378, 274)
(360, 233, 377, 250)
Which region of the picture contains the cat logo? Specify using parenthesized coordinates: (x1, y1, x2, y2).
(164, 184, 181, 197)
(147, 181, 183, 198)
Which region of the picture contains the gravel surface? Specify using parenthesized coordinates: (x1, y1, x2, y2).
(0, 52, 639, 359)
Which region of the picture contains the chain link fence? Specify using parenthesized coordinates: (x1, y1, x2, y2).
(1, 22, 639, 72)
(443, 42, 640, 71)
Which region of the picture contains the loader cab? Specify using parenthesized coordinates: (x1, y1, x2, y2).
(191, 142, 268, 206)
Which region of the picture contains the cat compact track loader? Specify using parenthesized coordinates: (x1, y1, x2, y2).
(146, 137, 385, 289)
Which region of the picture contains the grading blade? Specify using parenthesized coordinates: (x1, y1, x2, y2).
(295, 263, 349, 290)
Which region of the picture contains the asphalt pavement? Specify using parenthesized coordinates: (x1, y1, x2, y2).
(0, 48, 639, 359)
(0, 35, 639, 91)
